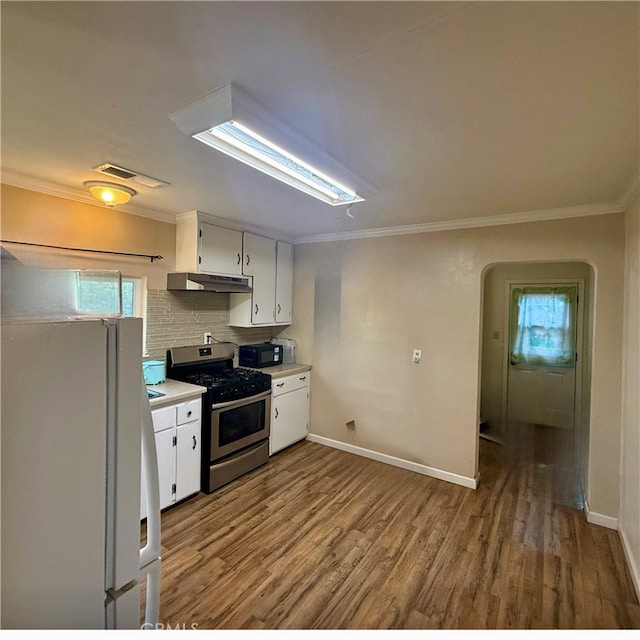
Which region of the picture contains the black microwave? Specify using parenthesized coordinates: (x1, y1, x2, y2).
(238, 343, 283, 368)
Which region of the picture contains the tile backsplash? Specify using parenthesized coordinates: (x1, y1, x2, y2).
(145, 290, 279, 360)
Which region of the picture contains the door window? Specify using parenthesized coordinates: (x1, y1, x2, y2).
(509, 286, 577, 367)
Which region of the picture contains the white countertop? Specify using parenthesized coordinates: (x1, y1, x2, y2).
(146, 365, 311, 408)
(146, 379, 207, 409)
(259, 363, 312, 379)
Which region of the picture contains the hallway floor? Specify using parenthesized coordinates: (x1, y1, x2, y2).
(485, 420, 584, 510)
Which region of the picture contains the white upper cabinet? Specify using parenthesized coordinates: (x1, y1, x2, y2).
(229, 234, 293, 327)
(275, 242, 293, 324)
(174, 212, 293, 327)
(175, 212, 243, 276)
(241, 233, 277, 325)
(199, 223, 243, 276)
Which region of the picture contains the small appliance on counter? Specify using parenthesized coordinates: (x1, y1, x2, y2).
(271, 338, 296, 364)
(143, 359, 166, 385)
(238, 342, 283, 368)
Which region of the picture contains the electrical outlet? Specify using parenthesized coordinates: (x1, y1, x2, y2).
(412, 349, 422, 364)
(204, 332, 212, 344)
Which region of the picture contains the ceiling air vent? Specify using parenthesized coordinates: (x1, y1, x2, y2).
(92, 163, 169, 188)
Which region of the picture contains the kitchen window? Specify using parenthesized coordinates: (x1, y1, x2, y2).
(76, 272, 148, 354)
(76, 274, 145, 318)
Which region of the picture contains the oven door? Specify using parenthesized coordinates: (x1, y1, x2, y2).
(210, 390, 271, 460)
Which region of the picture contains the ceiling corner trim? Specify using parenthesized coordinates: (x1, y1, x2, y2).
(292, 202, 624, 245)
(1, 170, 177, 224)
(618, 173, 640, 211)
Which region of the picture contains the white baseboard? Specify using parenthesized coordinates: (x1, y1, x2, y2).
(619, 526, 640, 602)
(584, 500, 619, 530)
(306, 434, 477, 489)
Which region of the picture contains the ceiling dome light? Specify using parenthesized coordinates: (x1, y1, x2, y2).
(84, 181, 137, 206)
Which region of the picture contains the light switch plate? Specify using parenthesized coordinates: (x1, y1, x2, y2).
(412, 349, 422, 364)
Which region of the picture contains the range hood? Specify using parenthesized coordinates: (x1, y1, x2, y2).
(167, 272, 252, 293)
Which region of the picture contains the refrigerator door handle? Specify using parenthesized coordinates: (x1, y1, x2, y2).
(139, 380, 161, 627)
(140, 558, 161, 629)
(106, 579, 137, 604)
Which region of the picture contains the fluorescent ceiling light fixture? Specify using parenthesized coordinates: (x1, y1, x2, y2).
(170, 83, 365, 207)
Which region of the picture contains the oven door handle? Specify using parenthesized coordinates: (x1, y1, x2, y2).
(211, 389, 272, 411)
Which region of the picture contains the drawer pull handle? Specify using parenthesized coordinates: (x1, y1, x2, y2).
(187, 410, 192, 417)
(276, 382, 285, 387)
(299, 376, 306, 381)
(192, 435, 197, 450)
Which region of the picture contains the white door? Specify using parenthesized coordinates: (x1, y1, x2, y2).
(275, 241, 293, 324)
(1, 321, 110, 628)
(243, 233, 276, 324)
(176, 421, 201, 502)
(271, 387, 309, 454)
(506, 284, 580, 429)
(199, 223, 243, 276)
(155, 428, 176, 509)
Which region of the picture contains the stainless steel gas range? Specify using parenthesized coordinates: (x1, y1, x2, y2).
(167, 343, 271, 492)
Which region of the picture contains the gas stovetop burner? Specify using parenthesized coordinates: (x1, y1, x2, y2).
(183, 367, 268, 388)
(183, 368, 271, 404)
(166, 344, 272, 404)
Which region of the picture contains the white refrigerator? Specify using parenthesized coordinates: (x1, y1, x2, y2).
(1, 317, 161, 629)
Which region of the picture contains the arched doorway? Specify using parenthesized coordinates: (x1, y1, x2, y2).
(479, 261, 594, 509)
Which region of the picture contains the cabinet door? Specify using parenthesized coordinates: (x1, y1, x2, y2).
(275, 242, 293, 324)
(155, 428, 176, 510)
(243, 233, 276, 324)
(199, 223, 243, 276)
(175, 420, 201, 502)
(270, 386, 309, 455)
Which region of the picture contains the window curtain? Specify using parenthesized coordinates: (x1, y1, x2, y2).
(509, 286, 577, 367)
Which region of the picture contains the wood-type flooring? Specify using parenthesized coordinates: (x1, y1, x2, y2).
(142, 426, 639, 629)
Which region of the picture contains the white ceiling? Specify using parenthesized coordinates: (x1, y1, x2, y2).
(2, 1, 638, 240)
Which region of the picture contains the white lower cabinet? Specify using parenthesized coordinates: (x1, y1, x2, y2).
(154, 427, 176, 512)
(141, 397, 202, 519)
(270, 372, 310, 455)
(175, 419, 201, 501)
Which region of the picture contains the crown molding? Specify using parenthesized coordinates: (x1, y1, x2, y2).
(618, 172, 640, 211)
(1, 170, 176, 224)
(293, 201, 624, 244)
(3, 168, 633, 244)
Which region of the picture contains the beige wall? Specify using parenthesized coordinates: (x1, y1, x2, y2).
(621, 193, 640, 594)
(1, 185, 175, 288)
(289, 213, 625, 517)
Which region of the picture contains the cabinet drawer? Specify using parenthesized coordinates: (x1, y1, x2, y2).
(177, 398, 201, 425)
(272, 372, 310, 397)
(151, 405, 177, 433)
